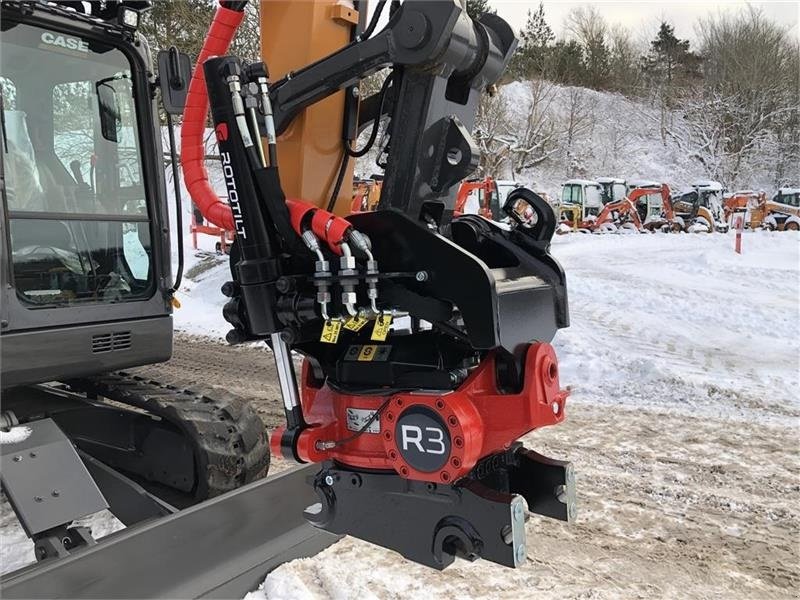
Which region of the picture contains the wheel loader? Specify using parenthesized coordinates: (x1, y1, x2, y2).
(756, 188, 800, 231)
(670, 181, 729, 233)
(2, 0, 577, 593)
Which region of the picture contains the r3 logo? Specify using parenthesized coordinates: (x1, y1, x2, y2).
(400, 425, 446, 455)
(394, 407, 451, 472)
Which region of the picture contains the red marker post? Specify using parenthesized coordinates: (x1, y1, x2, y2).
(734, 214, 744, 254)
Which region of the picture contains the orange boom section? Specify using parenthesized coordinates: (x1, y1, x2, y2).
(260, 0, 359, 215)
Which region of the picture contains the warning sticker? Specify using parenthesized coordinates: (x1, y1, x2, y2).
(320, 319, 342, 344)
(371, 314, 393, 341)
(346, 408, 380, 434)
(344, 315, 370, 332)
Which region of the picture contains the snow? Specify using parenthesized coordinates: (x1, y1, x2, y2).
(251, 229, 799, 598)
(0, 426, 31, 445)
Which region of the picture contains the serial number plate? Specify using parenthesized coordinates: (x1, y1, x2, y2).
(345, 408, 380, 434)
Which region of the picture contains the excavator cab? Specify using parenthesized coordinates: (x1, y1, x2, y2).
(1, 6, 171, 385)
(0, 2, 270, 577)
(597, 177, 626, 205)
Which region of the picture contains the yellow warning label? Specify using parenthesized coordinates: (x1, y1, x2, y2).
(344, 315, 370, 332)
(371, 314, 392, 341)
(320, 319, 342, 344)
(358, 345, 379, 361)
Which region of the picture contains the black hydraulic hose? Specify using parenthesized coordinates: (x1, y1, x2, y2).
(325, 1, 391, 212)
(345, 70, 393, 159)
(219, 0, 248, 12)
(167, 112, 184, 294)
(327, 148, 350, 213)
(359, 0, 387, 41)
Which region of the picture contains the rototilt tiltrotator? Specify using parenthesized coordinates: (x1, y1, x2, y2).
(185, 0, 576, 569)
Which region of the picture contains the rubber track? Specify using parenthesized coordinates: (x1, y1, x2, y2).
(63, 372, 270, 500)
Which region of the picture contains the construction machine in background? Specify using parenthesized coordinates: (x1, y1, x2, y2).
(755, 188, 800, 231)
(351, 176, 383, 213)
(723, 190, 765, 229)
(183, 0, 575, 572)
(556, 178, 604, 231)
(670, 181, 729, 233)
(454, 176, 524, 220)
(597, 177, 627, 204)
(590, 184, 668, 233)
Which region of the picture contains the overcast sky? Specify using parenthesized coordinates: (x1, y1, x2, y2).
(490, 1, 799, 43)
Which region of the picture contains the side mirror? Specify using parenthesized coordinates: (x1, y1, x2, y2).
(503, 187, 556, 243)
(157, 47, 192, 115)
(96, 81, 120, 143)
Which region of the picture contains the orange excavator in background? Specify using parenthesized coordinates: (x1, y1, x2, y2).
(584, 184, 672, 234)
(350, 176, 383, 213)
(454, 176, 498, 219)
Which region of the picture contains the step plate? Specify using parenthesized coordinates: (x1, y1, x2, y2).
(0, 418, 107, 537)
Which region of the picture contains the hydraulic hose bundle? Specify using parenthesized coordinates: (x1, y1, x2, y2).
(180, 1, 246, 231)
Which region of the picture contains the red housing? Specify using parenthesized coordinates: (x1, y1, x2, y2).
(271, 343, 568, 484)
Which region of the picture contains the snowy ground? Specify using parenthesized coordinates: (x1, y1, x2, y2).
(245, 230, 800, 600)
(2, 230, 798, 598)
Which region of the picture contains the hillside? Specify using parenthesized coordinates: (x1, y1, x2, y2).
(465, 79, 790, 199)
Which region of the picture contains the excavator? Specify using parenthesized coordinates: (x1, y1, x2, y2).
(578, 183, 669, 234)
(351, 176, 383, 212)
(454, 176, 499, 219)
(182, 0, 575, 572)
(454, 176, 524, 221)
(1, 0, 575, 594)
(0, 2, 285, 594)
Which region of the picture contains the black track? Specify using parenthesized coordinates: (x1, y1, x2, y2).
(63, 372, 270, 501)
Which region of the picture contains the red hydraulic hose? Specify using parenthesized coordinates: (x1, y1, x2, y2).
(180, 3, 245, 231)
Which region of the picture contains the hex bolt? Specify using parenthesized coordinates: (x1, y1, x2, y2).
(34, 496, 43, 503)
(52, 490, 60, 498)
(516, 544, 526, 563)
(513, 503, 524, 521)
(29, 452, 37, 458)
(415, 271, 428, 282)
(324, 474, 334, 486)
(13, 455, 22, 463)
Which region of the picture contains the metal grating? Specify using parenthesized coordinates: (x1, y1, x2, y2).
(91, 331, 132, 353)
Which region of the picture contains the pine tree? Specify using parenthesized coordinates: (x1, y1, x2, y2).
(549, 40, 586, 86)
(644, 22, 699, 85)
(509, 3, 555, 79)
(465, 0, 494, 20)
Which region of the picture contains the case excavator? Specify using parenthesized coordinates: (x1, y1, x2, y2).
(1, 0, 576, 594)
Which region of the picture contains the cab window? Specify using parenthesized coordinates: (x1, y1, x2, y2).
(561, 184, 582, 204)
(1, 23, 153, 307)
